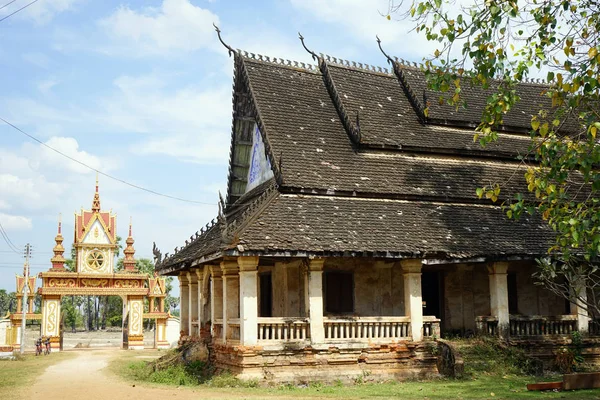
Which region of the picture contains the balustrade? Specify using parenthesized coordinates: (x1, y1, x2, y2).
(227, 318, 240, 342)
(213, 319, 223, 342)
(323, 317, 411, 341)
(257, 318, 310, 342)
(589, 320, 600, 336)
(423, 316, 441, 338)
(509, 315, 577, 337)
(475, 316, 499, 336)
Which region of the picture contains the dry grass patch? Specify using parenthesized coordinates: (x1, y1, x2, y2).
(0, 351, 75, 400)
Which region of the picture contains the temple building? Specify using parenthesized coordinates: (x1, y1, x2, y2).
(154, 32, 589, 381)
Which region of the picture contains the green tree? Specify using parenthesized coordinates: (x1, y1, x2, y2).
(387, 0, 600, 312)
(0, 289, 17, 316)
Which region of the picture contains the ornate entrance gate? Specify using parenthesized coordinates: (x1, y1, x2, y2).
(9, 179, 171, 351)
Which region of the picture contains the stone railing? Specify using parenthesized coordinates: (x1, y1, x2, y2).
(423, 316, 441, 338)
(475, 316, 499, 336)
(323, 316, 411, 341)
(509, 315, 577, 337)
(227, 318, 241, 342)
(257, 317, 310, 342)
(589, 320, 600, 336)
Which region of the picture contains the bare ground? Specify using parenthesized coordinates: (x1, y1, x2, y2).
(20, 349, 308, 400)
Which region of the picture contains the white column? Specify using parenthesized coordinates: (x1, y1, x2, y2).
(402, 259, 423, 341)
(187, 271, 198, 336)
(209, 265, 223, 338)
(221, 260, 239, 343)
(570, 279, 590, 333)
(179, 273, 189, 335)
(238, 256, 259, 346)
(488, 262, 509, 337)
(308, 258, 325, 344)
(195, 267, 204, 332)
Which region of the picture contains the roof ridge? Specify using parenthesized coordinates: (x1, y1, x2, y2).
(319, 53, 391, 75)
(237, 49, 318, 72)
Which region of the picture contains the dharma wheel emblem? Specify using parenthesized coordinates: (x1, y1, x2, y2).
(86, 251, 105, 270)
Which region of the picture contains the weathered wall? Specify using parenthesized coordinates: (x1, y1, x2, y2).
(323, 258, 405, 316)
(213, 341, 438, 384)
(443, 261, 568, 333)
(265, 260, 306, 318)
(511, 261, 566, 316)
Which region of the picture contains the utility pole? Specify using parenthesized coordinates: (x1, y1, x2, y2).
(20, 243, 31, 354)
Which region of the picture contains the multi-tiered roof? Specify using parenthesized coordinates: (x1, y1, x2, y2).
(155, 32, 568, 275)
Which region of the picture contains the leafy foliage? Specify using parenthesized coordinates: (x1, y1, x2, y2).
(387, 0, 600, 310)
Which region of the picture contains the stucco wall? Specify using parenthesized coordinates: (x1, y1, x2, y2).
(323, 258, 405, 317)
(512, 261, 566, 316)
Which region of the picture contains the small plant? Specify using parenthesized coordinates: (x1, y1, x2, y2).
(555, 348, 575, 374)
(206, 371, 258, 388)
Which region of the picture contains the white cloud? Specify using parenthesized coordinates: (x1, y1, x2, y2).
(99, 0, 220, 56)
(0, 213, 32, 231)
(22, 52, 51, 69)
(37, 79, 59, 94)
(0, 136, 109, 214)
(289, 0, 462, 59)
(98, 73, 232, 164)
(20, 136, 105, 176)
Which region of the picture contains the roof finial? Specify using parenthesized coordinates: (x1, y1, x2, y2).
(51, 213, 66, 270)
(213, 23, 235, 57)
(123, 216, 136, 272)
(298, 32, 318, 61)
(376, 35, 394, 65)
(92, 174, 101, 212)
(58, 213, 62, 234)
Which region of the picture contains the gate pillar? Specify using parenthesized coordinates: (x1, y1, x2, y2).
(156, 318, 169, 349)
(41, 295, 62, 351)
(127, 295, 144, 350)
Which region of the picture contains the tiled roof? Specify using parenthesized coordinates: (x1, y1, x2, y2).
(156, 51, 559, 273)
(234, 194, 552, 259)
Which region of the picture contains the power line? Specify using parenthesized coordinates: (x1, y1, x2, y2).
(0, 220, 20, 254)
(0, 0, 19, 11)
(0, 0, 39, 23)
(0, 117, 217, 206)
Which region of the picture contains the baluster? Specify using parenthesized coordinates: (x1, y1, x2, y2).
(258, 324, 263, 340)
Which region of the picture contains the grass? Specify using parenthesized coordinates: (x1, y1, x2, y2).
(0, 351, 75, 400)
(107, 340, 600, 400)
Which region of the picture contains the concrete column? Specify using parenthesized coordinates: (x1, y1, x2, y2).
(488, 262, 509, 337)
(307, 258, 325, 344)
(221, 260, 239, 343)
(187, 271, 198, 336)
(570, 280, 590, 334)
(238, 256, 259, 346)
(195, 267, 204, 331)
(210, 265, 223, 338)
(41, 295, 61, 351)
(179, 273, 189, 335)
(402, 259, 423, 341)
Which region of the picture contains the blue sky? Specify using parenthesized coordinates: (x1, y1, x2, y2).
(0, 0, 442, 293)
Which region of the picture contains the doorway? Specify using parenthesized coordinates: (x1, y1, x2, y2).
(421, 271, 442, 319)
(259, 273, 273, 317)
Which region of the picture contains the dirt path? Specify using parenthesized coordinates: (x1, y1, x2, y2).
(22, 349, 295, 400)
